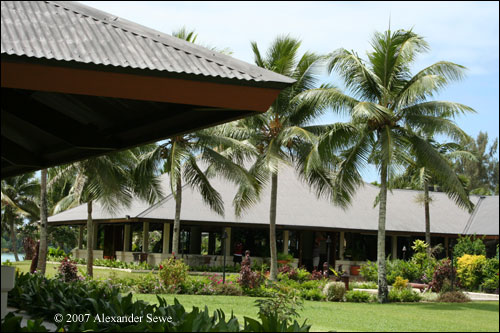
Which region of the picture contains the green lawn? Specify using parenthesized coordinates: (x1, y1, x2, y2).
(10, 260, 149, 280)
(134, 294, 499, 332)
(10, 261, 499, 332)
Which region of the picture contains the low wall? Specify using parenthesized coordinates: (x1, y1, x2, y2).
(70, 250, 299, 269)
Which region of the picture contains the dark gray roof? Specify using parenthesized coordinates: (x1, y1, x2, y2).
(1, 1, 294, 88)
(463, 196, 499, 235)
(48, 164, 497, 236)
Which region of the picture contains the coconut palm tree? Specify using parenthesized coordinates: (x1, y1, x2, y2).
(135, 128, 257, 256)
(225, 35, 341, 281)
(319, 28, 475, 302)
(393, 140, 477, 257)
(51, 147, 163, 277)
(1, 172, 40, 261)
(37, 169, 48, 274)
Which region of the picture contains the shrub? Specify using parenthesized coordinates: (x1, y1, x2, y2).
(8, 272, 309, 332)
(302, 288, 325, 301)
(158, 257, 189, 288)
(481, 257, 499, 293)
(388, 288, 421, 302)
(437, 291, 471, 303)
(134, 273, 165, 294)
(254, 290, 303, 324)
(310, 269, 324, 280)
(323, 282, 346, 302)
(387, 260, 421, 284)
(431, 259, 456, 292)
(295, 268, 312, 282)
(278, 265, 298, 281)
(349, 281, 377, 290)
(216, 282, 243, 296)
(456, 254, 487, 290)
(345, 290, 373, 303)
(57, 257, 79, 282)
(238, 262, 263, 289)
(453, 235, 486, 258)
(392, 276, 409, 290)
(360, 261, 378, 282)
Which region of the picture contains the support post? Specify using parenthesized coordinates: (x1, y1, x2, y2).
(392, 235, 398, 260)
(444, 237, 449, 257)
(163, 223, 171, 254)
(189, 227, 202, 254)
(143, 221, 149, 253)
(339, 231, 345, 260)
(78, 225, 84, 250)
(123, 224, 131, 252)
(283, 230, 289, 255)
(93, 223, 99, 250)
(224, 227, 231, 257)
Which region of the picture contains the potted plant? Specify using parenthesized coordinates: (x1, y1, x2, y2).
(277, 252, 293, 264)
(349, 241, 364, 276)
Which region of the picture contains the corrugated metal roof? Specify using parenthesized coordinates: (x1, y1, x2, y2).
(1, 1, 294, 88)
(463, 196, 499, 235)
(48, 164, 496, 236)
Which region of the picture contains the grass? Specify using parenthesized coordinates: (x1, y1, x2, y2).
(10, 260, 149, 280)
(10, 261, 499, 331)
(134, 294, 499, 332)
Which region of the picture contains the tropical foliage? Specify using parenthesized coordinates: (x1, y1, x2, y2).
(317, 28, 475, 302)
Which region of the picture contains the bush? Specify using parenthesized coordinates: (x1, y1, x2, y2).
(302, 288, 326, 301)
(453, 235, 486, 258)
(57, 257, 79, 282)
(437, 291, 471, 303)
(133, 273, 166, 294)
(387, 260, 421, 284)
(481, 257, 499, 293)
(8, 272, 309, 332)
(323, 282, 346, 302)
(360, 261, 378, 282)
(238, 262, 263, 289)
(158, 257, 189, 288)
(392, 276, 409, 290)
(388, 288, 422, 302)
(431, 259, 456, 292)
(345, 290, 373, 303)
(349, 281, 377, 290)
(457, 254, 487, 290)
(216, 282, 243, 296)
(254, 290, 303, 324)
(278, 265, 298, 280)
(295, 268, 312, 282)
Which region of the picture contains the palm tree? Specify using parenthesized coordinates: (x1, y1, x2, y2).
(136, 128, 257, 256)
(393, 140, 477, 257)
(225, 35, 341, 281)
(1, 172, 40, 261)
(320, 28, 475, 302)
(51, 147, 162, 277)
(37, 169, 48, 274)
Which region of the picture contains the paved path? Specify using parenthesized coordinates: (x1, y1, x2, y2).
(353, 288, 499, 301)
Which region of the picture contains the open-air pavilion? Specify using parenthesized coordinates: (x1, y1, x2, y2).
(47, 163, 500, 272)
(1, 0, 294, 178)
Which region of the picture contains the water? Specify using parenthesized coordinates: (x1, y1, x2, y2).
(1, 253, 25, 263)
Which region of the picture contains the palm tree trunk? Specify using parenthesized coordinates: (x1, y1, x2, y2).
(377, 162, 389, 303)
(9, 218, 19, 262)
(269, 171, 278, 281)
(86, 200, 93, 277)
(37, 169, 48, 274)
(424, 180, 431, 258)
(171, 174, 182, 256)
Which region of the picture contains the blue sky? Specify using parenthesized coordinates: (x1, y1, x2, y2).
(81, 1, 499, 182)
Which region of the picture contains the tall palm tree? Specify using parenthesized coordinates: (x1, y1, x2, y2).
(226, 35, 341, 281)
(136, 128, 257, 256)
(37, 169, 48, 274)
(393, 140, 476, 257)
(1, 172, 40, 261)
(51, 147, 162, 277)
(319, 28, 475, 302)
